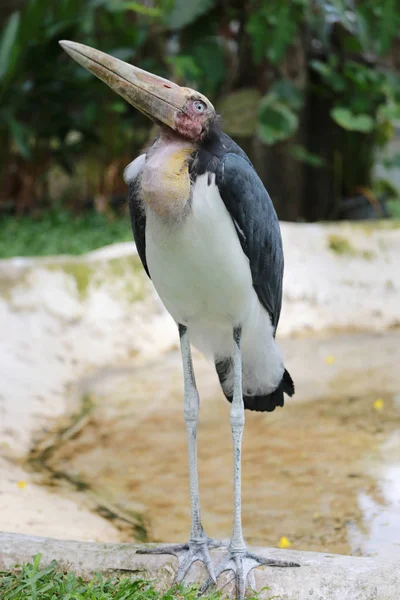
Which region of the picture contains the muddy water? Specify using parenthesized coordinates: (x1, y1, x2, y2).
(31, 332, 400, 557)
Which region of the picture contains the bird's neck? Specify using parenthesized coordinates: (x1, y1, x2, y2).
(142, 135, 196, 221)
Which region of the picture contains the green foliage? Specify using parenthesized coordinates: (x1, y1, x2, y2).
(0, 554, 224, 600)
(0, 0, 167, 212)
(0, 0, 399, 222)
(246, 0, 307, 65)
(383, 153, 400, 170)
(311, 0, 400, 57)
(309, 58, 345, 93)
(310, 56, 400, 142)
(330, 107, 374, 133)
(244, 0, 400, 196)
(165, 0, 215, 30)
(0, 0, 226, 215)
(258, 97, 298, 145)
(387, 199, 400, 218)
(168, 37, 225, 98)
(105, 1, 163, 17)
(357, 0, 400, 56)
(0, 210, 133, 258)
(289, 145, 326, 167)
(0, 11, 20, 80)
(257, 80, 303, 144)
(310, 4, 400, 139)
(303, 2, 400, 196)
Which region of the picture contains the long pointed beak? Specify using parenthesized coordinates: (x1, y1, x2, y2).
(59, 40, 188, 129)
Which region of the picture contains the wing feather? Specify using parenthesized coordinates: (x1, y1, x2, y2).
(215, 153, 284, 332)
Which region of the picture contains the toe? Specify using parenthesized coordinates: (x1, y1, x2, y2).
(136, 543, 189, 555)
(175, 555, 193, 583)
(247, 570, 256, 591)
(247, 553, 300, 568)
(234, 556, 246, 600)
(202, 549, 216, 583)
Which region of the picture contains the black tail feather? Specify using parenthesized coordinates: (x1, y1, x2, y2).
(241, 369, 294, 412)
(215, 359, 294, 413)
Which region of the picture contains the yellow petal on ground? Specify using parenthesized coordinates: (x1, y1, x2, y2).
(325, 355, 335, 364)
(278, 536, 292, 549)
(373, 398, 384, 411)
(17, 480, 27, 489)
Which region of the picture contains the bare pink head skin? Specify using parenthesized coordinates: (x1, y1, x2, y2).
(59, 41, 216, 143)
(173, 93, 216, 140)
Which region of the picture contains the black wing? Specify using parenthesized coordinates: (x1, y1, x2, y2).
(128, 174, 150, 279)
(215, 153, 284, 332)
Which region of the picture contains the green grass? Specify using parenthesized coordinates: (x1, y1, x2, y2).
(0, 211, 133, 259)
(0, 555, 224, 600)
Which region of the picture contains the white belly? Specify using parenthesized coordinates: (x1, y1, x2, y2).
(145, 173, 256, 326)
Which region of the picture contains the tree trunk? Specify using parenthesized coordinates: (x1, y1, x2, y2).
(302, 74, 338, 221)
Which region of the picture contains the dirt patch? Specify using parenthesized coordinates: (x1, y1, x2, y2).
(27, 334, 400, 557)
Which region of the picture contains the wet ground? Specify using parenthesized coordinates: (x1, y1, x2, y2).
(29, 331, 400, 558)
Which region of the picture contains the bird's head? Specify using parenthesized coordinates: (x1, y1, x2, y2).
(59, 41, 216, 143)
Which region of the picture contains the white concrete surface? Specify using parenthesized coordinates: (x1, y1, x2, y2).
(1, 532, 399, 600)
(0, 221, 399, 545)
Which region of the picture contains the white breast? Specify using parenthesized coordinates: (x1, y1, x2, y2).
(145, 174, 258, 353)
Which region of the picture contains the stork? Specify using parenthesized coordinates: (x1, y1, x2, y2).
(60, 40, 298, 598)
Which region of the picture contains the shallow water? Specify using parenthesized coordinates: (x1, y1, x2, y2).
(347, 427, 400, 558)
(30, 331, 400, 558)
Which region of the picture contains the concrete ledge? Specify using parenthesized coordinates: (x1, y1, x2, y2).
(1, 532, 399, 600)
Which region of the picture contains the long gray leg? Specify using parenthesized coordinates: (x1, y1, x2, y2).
(201, 327, 299, 599)
(180, 323, 204, 542)
(230, 327, 247, 553)
(137, 324, 221, 582)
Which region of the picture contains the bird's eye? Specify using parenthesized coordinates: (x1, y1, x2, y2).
(193, 100, 207, 113)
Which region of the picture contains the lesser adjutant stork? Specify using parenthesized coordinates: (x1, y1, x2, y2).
(60, 40, 298, 599)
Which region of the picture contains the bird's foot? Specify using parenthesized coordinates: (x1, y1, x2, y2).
(200, 548, 300, 600)
(136, 538, 223, 584)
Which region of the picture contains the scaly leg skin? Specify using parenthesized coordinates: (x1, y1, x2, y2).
(136, 325, 223, 583)
(200, 327, 299, 599)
